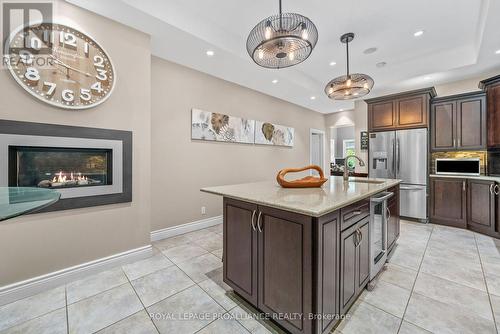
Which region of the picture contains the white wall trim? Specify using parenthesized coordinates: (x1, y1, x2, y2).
(151, 215, 223, 242)
(0, 245, 152, 307)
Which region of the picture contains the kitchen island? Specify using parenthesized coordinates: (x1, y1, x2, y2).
(201, 176, 400, 334)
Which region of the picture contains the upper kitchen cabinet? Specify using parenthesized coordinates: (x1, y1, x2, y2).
(431, 92, 487, 151)
(367, 88, 436, 132)
(480, 75, 500, 149)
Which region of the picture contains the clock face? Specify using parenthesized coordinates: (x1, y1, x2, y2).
(6, 23, 115, 109)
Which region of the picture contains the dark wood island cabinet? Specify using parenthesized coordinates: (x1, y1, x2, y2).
(204, 178, 401, 334)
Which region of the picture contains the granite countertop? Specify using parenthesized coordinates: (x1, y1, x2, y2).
(201, 176, 401, 217)
(429, 174, 500, 182)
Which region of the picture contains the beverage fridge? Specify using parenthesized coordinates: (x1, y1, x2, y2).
(368, 128, 428, 221)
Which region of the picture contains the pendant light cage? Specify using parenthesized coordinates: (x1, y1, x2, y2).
(325, 33, 374, 100)
(246, 7, 318, 69)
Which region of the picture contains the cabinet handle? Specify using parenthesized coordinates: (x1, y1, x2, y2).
(453, 138, 456, 147)
(346, 210, 362, 221)
(490, 184, 495, 195)
(358, 229, 363, 245)
(463, 181, 466, 192)
(495, 185, 500, 196)
(458, 138, 461, 147)
(251, 210, 256, 231)
(257, 212, 263, 233)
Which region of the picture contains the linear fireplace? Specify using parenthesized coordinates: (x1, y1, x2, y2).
(0, 120, 132, 212)
(9, 146, 113, 189)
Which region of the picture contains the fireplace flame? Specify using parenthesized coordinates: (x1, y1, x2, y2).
(51, 171, 88, 185)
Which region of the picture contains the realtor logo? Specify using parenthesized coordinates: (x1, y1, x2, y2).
(2, 1, 53, 60)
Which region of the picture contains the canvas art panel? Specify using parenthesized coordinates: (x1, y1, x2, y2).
(254, 121, 294, 147)
(191, 109, 255, 144)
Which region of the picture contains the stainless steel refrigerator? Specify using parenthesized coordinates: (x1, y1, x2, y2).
(368, 128, 427, 221)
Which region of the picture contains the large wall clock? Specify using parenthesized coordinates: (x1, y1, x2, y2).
(6, 23, 115, 109)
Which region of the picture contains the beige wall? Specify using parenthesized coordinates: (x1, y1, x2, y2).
(0, 1, 151, 286)
(151, 57, 326, 231)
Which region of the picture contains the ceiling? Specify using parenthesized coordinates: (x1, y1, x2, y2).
(66, 0, 500, 113)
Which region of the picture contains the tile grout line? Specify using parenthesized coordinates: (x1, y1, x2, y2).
(474, 232, 499, 333)
(396, 223, 434, 333)
(65, 286, 70, 334)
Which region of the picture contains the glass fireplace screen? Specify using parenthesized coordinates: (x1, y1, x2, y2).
(9, 146, 113, 189)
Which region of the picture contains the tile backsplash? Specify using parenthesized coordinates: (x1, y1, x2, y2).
(430, 151, 487, 174)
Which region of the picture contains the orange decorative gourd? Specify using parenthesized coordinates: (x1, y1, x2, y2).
(276, 165, 328, 188)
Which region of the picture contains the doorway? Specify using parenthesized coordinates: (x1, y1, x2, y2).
(310, 129, 325, 176)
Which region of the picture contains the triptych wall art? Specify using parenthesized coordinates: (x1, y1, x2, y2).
(191, 108, 294, 147)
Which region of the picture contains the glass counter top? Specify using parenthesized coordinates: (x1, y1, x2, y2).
(0, 187, 60, 222)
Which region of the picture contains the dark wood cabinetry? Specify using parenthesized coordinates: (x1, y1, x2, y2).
(431, 92, 487, 151)
(339, 216, 370, 315)
(367, 88, 436, 132)
(430, 177, 467, 228)
(223, 199, 258, 305)
(257, 206, 312, 334)
(480, 75, 500, 148)
(387, 186, 400, 251)
(430, 177, 500, 239)
(467, 179, 496, 235)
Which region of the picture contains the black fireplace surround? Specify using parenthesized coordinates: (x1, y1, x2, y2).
(0, 120, 132, 213)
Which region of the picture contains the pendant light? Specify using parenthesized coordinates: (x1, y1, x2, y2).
(325, 33, 374, 100)
(246, 0, 318, 69)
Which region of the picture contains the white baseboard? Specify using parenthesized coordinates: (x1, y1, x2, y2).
(151, 215, 223, 242)
(0, 245, 153, 307)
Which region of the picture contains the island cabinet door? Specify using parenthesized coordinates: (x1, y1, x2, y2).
(356, 218, 371, 292)
(339, 222, 358, 315)
(223, 198, 258, 306)
(257, 205, 313, 334)
(387, 189, 400, 251)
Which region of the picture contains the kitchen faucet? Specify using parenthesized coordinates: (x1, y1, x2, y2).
(343, 155, 366, 181)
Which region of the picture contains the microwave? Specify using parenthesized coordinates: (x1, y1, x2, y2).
(435, 158, 480, 176)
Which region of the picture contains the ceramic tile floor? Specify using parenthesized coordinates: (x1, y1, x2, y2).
(2, 220, 500, 334)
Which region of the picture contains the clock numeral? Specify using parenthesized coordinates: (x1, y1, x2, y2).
(42, 30, 54, 45)
(91, 82, 104, 94)
(59, 32, 77, 48)
(29, 36, 43, 50)
(84, 42, 89, 57)
(80, 88, 91, 101)
(43, 82, 56, 96)
(62, 89, 75, 102)
(24, 67, 40, 83)
(93, 55, 105, 68)
(19, 50, 33, 65)
(96, 68, 107, 81)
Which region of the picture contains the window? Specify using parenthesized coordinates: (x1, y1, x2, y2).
(343, 140, 356, 169)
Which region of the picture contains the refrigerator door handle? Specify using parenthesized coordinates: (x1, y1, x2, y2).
(400, 186, 422, 191)
(391, 138, 396, 179)
(396, 138, 401, 177)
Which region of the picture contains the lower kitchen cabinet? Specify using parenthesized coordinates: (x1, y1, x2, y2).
(223, 198, 258, 305)
(339, 217, 370, 315)
(430, 177, 467, 228)
(467, 179, 496, 235)
(387, 186, 400, 251)
(257, 205, 313, 334)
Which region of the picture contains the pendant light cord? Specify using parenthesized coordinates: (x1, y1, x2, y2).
(346, 39, 350, 77)
(279, 0, 283, 30)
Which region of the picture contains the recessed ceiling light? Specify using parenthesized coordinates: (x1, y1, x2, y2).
(363, 47, 378, 55)
(376, 61, 387, 68)
(339, 108, 344, 111)
(206, 50, 215, 56)
(310, 96, 316, 100)
(424, 76, 432, 80)
(414, 30, 424, 37)
(495, 49, 500, 55)
(329, 61, 337, 66)
(272, 79, 278, 84)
